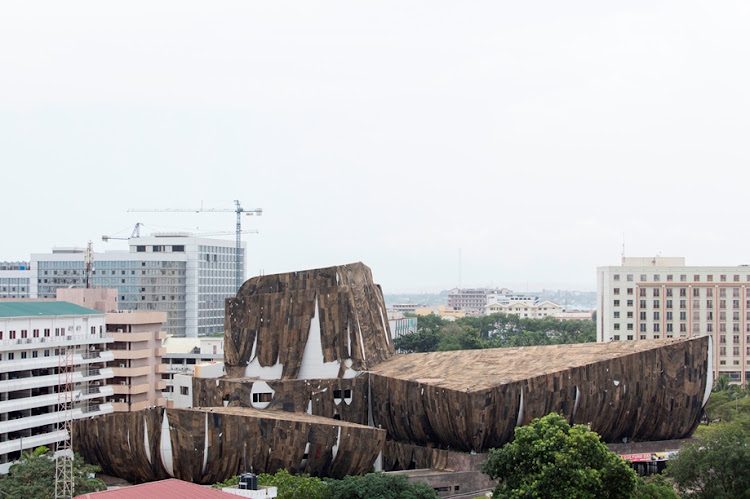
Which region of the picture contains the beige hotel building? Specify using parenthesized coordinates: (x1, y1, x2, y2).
(598, 257, 750, 383)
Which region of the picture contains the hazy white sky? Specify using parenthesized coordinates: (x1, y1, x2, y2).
(1, 2, 749, 293)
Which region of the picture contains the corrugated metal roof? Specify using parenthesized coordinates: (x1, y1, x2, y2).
(75, 479, 235, 498)
(0, 301, 103, 318)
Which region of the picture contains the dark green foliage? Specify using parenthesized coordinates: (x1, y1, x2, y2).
(0, 446, 106, 499)
(482, 413, 637, 498)
(394, 313, 595, 353)
(326, 472, 438, 499)
(256, 469, 330, 499)
(632, 474, 678, 498)
(668, 422, 750, 498)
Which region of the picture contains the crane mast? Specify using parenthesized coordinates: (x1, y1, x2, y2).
(127, 200, 262, 291)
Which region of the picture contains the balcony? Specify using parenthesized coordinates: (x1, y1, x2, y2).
(0, 332, 113, 351)
(109, 331, 158, 343)
(111, 365, 153, 377)
(110, 349, 152, 360)
(0, 368, 113, 393)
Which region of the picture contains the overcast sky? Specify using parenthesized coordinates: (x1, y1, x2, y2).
(1, 2, 749, 293)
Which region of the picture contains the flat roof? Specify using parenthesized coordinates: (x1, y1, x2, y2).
(368, 339, 701, 391)
(0, 301, 103, 318)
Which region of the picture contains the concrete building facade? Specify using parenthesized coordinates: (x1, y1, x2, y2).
(27, 233, 245, 337)
(105, 311, 167, 412)
(484, 300, 563, 318)
(0, 301, 114, 473)
(0, 262, 31, 300)
(598, 257, 750, 382)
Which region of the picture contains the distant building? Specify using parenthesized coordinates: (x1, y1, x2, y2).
(0, 301, 114, 473)
(161, 337, 223, 404)
(447, 288, 488, 315)
(390, 303, 427, 314)
(0, 262, 31, 299)
(24, 233, 245, 337)
(387, 312, 418, 342)
(553, 311, 594, 321)
(485, 300, 563, 318)
(597, 256, 750, 382)
(486, 293, 538, 306)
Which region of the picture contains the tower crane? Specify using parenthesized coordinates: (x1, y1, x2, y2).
(127, 201, 262, 291)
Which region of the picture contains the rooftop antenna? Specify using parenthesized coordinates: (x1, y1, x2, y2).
(621, 233, 626, 264)
(458, 248, 462, 289)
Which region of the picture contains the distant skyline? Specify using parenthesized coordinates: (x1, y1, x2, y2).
(2, 2, 749, 294)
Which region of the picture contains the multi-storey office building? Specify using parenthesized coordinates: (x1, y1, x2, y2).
(29, 233, 245, 337)
(0, 301, 114, 473)
(598, 257, 750, 382)
(0, 262, 31, 299)
(484, 300, 563, 318)
(447, 288, 490, 315)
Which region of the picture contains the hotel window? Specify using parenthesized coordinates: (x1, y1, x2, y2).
(666, 323, 673, 332)
(680, 300, 686, 309)
(693, 288, 700, 297)
(614, 311, 620, 318)
(666, 288, 673, 297)
(627, 274, 633, 282)
(693, 311, 700, 320)
(680, 324, 687, 332)
(666, 311, 673, 320)
(707, 324, 713, 332)
(720, 288, 727, 297)
(627, 311, 634, 318)
(654, 274, 660, 282)
(614, 323, 620, 330)
(680, 274, 687, 282)
(613, 300, 620, 306)
(667, 274, 673, 282)
(639, 288, 646, 297)
(734, 335, 740, 344)
(627, 323, 633, 330)
(721, 275, 727, 282)
(680, 288, 687, 297)
(653, 324, 660, 332)
(640, 311, 647, 320)
(694, 275, 700, 282)
(640, 324, 647, 332)
(627, 300, 633, 306)
(613, 288, 620, 295)
(640, 274, 647, 281)
(666, 300, 672, 309)
(640, 300, 647, 308)
(627, 288, 633, 295)
(654, 300, 660, 308)
(707, 275, 714, 282)
(653, 288, 660, 297)
(614, 335, 621, 340)
(614, 274, 620, 281)
(720, 347, 727, 356)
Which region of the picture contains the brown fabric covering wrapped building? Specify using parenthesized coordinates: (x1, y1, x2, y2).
(224, 262, 394, 379)
(74, 407, 386, 483)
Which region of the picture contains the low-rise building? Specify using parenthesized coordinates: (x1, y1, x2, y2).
(161, 337, 223, 404)
(0, 301, 114, 473)
(484, 300, 563, 318)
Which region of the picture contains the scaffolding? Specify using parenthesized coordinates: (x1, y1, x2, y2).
(54, 344, 75, 499)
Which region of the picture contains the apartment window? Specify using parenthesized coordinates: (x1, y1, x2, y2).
(614, 323, 620, 330)
(693, 311, 700, 320)
(734, 347, 740, 356)
(707, 324, 713, 332)
(44, 328, 50, 337)
(707, 300, 713, 308)
(734, 311, 741, 321)
(667, 274, 673, 282)
(707, 275, 714, 282)
(707, 311, 714, 320)
(613, 288, 620, 295)
(8, 352, 13, 360)
(627, 323, 634, 330)
(614, 311, 620, 318)
(640, 300, 647, 308)
(627, 288, 634, 295)
(614, 335, 621, 340)
(21, 330, 27, 338)
(720, 323, 727, 333)
(680, 323, 687, 333)
(640, 335, 647, 340)
(734, 274, 740, 282)
(680, 274, 687, 282)
(627, 311, 634, 318)
(44, 350, 50, 357)
(21, 352, 27, 359)
(720, 288, 727, 298)
(653, 324, 660, 332)
(10, 330, 16, 339)
(627, 300, 633, 306)
(666, 311, 673, 320)
(720, 311, 727, 321)
(32, 351, 37, 358)
(694, 275, 700, 282)
(706, 288, 714, 297)
(734, 324, 741, 333)
(734, 288, 741, 298)
(666, 323, 673, 332)
(640, 274, 647, 281)
(720, 300, 727, 309)
(640, 324, 647, 332)
(680, 288, 687, 297)
(180, 387, 189, 396)
(627, 335, 634, 340)
(653, 274, 660, 282)
(720, 347, 727, 356)
(666, 288, 673, 297)
(693, 288, 700, 297)
(653, 300, 660, 308)
(693, 323, 701, 333)
(614, 274, 620, 281)
(640, 311, 647, 320)
(721, 274, 727, 282)
(627, 274, 633, 282)
(33, 329, 39, 338)
(734, 300, 740, 308)
(639, 288, 646, 297)
(653, 288, 660, 297)
(693, 299, 700, 308)
(613, 300, 620, 307)
(734, 335, 741, 344)
(666, 300, 673, 309)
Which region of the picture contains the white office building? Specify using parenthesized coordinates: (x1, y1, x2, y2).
(598, 257, 750, 383)
(0, 301, 114, 473)
(27, 233, 245, 338)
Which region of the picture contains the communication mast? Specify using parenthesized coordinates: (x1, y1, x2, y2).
(84, 240, 94, 289)
(128, 200, 262, 291)
(54, 342, 75, 498)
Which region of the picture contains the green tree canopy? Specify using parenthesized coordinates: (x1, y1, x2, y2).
(667, 422, 750, 498)
(0, 446, 105, 499)
(482, 413, 637, 498)
(326, 472, 438, 499)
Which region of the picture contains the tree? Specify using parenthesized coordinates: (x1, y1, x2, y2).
(667, 422, 750, 498)
(326, 472, 438, 499)
(0, 446, 106, 499)
(482, 413, 637, 498)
